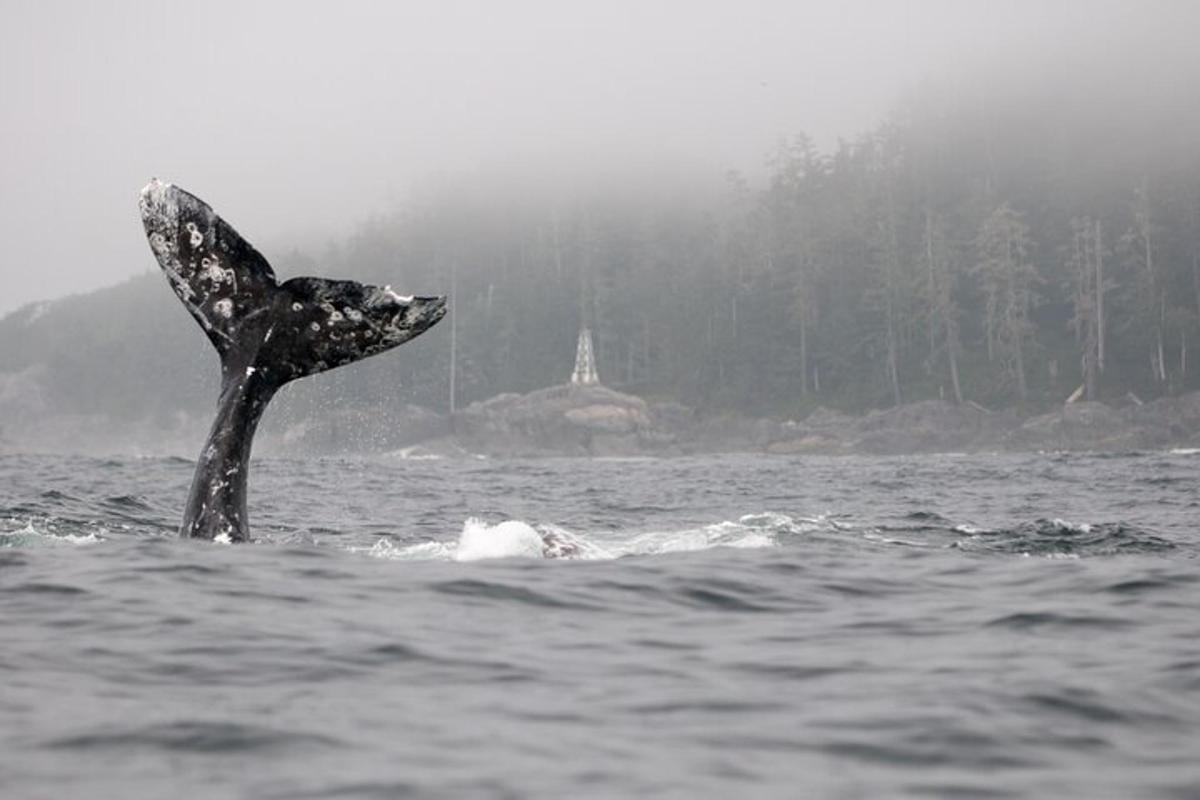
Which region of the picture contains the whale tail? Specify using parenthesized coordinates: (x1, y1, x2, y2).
(138, 179, 446, 386)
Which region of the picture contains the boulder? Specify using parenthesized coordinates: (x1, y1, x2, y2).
(649, 400, 696, 437)
(454, 383, 661, 456)
(564, 403, 649, 434)
(802, 406, 859, 435)
(1006, 401, 1143, 451)
(1126, 391, 1200, 443)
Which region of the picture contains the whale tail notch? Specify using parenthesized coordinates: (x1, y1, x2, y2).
(138, 179, 446, 385)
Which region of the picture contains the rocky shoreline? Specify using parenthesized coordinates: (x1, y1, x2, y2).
(339, 384, 1200, 459)
(6, 382, 1200, 458)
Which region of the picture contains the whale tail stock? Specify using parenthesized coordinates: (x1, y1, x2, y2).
(138, 179, 447, 389)
(139, 179, 445, 541)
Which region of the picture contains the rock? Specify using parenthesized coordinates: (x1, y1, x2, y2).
(1006, 400, 1142, 451)
(689, 413, 769, 452)
(454, 383, 660, 456)
(1127, 391, 1200, 442)
(802, 406, 858, 433)
(564, 403, 649, 434)
(649, 400, 695, 437)
(270, 387, 1200, 458)
(860, 399, 984, 432)
(847, 400, 990, 453)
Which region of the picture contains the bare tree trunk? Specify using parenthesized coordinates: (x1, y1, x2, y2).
(1180, 328, 1187, 378)
(1094, 220, 1105, 373)
(886, 295, 901, 406)
(550, 213, 565, 282)
(799, 317, 809, 398)
(1071, 222, 1098, 401)
(642, 316, 652, 386)
(1004, 228, 1028, 401)
(448, 258, 458, 414)
(1193, 253, 1200, 331)
(947, 317, 964, 404)
(1158, 297, 1168, 383)
(1014, 334, 1028, 401)
(1138, 196, 1167, 385)
(884, 196, 902, 407)
(1084, 352, 1096, 401)
(924, 214, 937, 356)
(926, 212, 962, 404)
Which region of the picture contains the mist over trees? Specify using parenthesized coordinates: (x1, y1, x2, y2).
(294, 88, 1200, 419)
(3, 81, 1200, 432)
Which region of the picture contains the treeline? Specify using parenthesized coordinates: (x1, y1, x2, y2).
(301, 93, 1200, 417)
(4, 87, 1200, 426)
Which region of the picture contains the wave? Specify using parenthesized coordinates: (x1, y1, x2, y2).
(857, 510, 1175, 557)
(356, 509, 1177, 564)
(46, 720, 342, 753)
(360, 511, 822, 563)
(0, 518, 104, 548)
(951, 518, 1174, 557)
(386, 445, 444, 461)
(4, 506, 1173, 563)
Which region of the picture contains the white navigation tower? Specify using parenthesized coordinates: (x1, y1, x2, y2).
(571, 328, 600, 386)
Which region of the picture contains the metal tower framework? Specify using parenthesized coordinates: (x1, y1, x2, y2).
(571, 327, 599, 386)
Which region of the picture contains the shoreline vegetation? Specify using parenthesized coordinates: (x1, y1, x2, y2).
(3, 82, 1200, 457)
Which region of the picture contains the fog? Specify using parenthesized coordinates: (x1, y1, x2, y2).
(7, 7, 1200, 794)
(0, 0, 1193, 315)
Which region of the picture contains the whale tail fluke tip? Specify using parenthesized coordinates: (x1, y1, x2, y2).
(139, 181, 446, 385)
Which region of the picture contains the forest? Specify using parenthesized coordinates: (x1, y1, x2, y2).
(295, 84, 1200, 419)
(3, 82, 1200, 428)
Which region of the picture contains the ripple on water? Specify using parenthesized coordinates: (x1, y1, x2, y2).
(430, 578, 601, 610)
(2, 451, 1199, 799)
(45, 721, 345, 754)
(984, 612, 1133, 630)
(953, 519, 1175, 556)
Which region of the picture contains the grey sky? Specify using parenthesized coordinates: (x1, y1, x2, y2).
(0, 0, 1194, 314)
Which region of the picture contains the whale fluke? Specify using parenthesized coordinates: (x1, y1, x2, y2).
(139, 179, 446, 541)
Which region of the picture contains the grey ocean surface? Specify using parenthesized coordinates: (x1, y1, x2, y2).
(2, 451, 1199, 799)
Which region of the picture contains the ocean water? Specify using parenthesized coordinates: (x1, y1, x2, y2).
(2, 450, 1199, 799)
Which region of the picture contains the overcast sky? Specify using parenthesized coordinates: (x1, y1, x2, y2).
(0, 0, 1195, 315)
